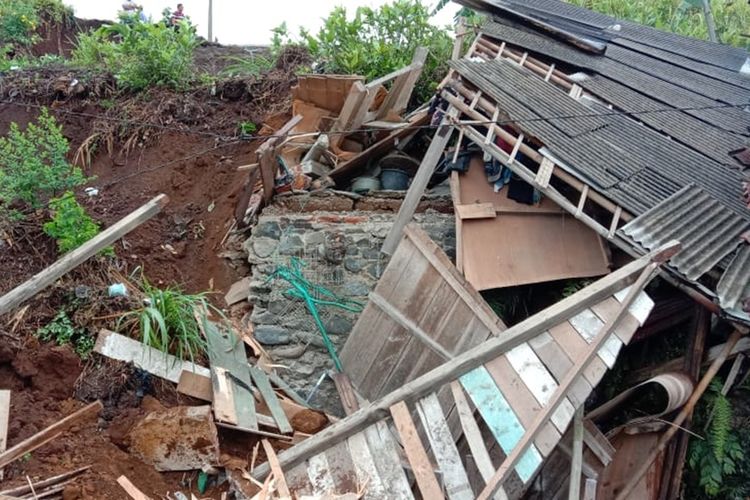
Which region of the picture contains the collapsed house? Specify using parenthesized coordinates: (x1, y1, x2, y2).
(1, 0, 748, 499)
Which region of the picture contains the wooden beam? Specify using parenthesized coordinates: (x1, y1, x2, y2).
(614, 329, 745, 500)
(478, 261, 664, 499)
(377, 47, 429, 119)
(0, 401, 102, 469)
(252, 242, 676, 479)
(0, 195, 168, 317)
(381, 107, 457, 255)
(455, 203, 497, 220)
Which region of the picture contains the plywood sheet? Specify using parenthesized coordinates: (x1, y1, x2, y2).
(456, 157, 611, 290)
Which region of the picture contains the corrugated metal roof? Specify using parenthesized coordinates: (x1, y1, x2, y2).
(619, 185, 749, 281)
(717, 244, 750, 322)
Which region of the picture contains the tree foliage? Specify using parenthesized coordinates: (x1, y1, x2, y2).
(273, 0, 453, 103)
(570, 0, 750, 49)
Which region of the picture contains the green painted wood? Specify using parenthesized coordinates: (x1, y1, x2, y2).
(205, 320, 258, 430)
(249, 366, 293, 434)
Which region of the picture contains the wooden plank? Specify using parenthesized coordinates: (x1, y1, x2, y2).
(459, 367, 542, 482)
(252, 245, 674, 479)
(365, 422, 415, 499)
(548, 323, 608, 387)
(211, 367, 237, 424)
(261, 439, 291, 498)
(0, 401, 102, 469)
(456, 203, 497, 220)
(450, 171, 464, 274)
(323, 440, 358, 495)
(117, 475, 151, 500)
(477, 263, 661, 499)
(347, 431, 387, 498)
(204, 321, 257, 430)
(390, 401, 444, 499)
(250, 366, 293, 434)
(0, 466, 90, 497)
(0, 195, 168, 316)
(584, 478, 597, 500)
(0, 391, 8, 481)
(177, 370, 213, 402)
(381, 108, 457, 255)
(95, 330, 210, 384)
(568, 407, 584, 500)
(417, 394, 473, 500)
(527, 332, 591, 407)
(583, 419, 615, 467)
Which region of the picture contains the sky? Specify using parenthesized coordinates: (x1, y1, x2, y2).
(63, 0, 461, 46)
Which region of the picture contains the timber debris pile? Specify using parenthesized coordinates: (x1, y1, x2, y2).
(1, 0, 749, 499)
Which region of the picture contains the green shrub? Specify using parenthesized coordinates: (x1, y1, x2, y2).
(43, 192, 111, 255)
(570, 0, 750, 49)
(119, 279, 221, 362)
(274, 0, 453, 103)
(73, 19, 199, 91)
(36, 310, 95, 359)
(220, 53, 274, 78)
(0, 109, 87, 221)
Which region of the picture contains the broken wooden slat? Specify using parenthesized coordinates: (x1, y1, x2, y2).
(366, 422, 415, 499)
(0, 391, 8, 480)
(0, 467, 90, 498)
(0, 195, 168, 317)
(117, 475, 151, 500)
(268, 371, 310, 408)
(204, 320, 257, 430)
(455, 203, 497, 220)
(177, 370, 213, 401)
(250, 366, 293, 434)
(459, 367, 542, 482)
(390, 401, 444, 499)
(347, 431, 387, 499)
(321, 439, 357, 495)
(0, 401, 102, 469)
(416, 393, 473, 500)
(257, 115, 303, 203)
(381, 108, 457, 255)
(95, 329, 210, 384)
(583, 419, 615, 467)
(261, 439, 291, 498)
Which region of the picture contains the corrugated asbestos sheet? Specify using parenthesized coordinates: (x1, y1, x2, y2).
(618, 185, 749, 281)
(450, 58, 750, 219)
(717, 245, 750, 322)
(457, 0, 750, 71)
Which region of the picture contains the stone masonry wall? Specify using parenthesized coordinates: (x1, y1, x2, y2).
(244, 209, 455, 414)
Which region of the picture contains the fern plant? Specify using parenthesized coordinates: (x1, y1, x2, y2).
(688, 379, 746, 497)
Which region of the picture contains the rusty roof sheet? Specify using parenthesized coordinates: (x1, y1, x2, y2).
(717, 244, 750, 322)
(618, 185, 749, 281)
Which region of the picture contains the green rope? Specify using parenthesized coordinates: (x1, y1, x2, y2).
(267, 258, 363, 372)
